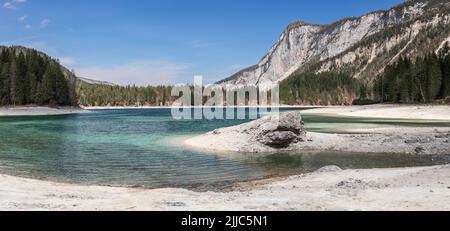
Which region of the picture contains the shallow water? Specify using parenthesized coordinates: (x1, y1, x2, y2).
(0, 108, 449, 189)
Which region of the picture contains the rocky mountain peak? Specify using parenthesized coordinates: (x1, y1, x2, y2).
(219, 0, 448, 86)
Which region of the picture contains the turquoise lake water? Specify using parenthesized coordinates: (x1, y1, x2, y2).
(0, 108, 449, 189)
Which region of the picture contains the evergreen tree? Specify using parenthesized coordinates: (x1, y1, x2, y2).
(0, 63, 10, 105)
(424, 53, 442, 101)
(414, 56, 427, 102)
(8, 55, 17, 105)
(439, 43, 450, 98)
(0, 46, 75, 106)
(442, 54, 450, 98)
(397, 57, 414, 103)
(40, 64, 56, 105)
(54, 65, 70, 105)
(14, 52, 28, 105)
(0, 63, 4, 105)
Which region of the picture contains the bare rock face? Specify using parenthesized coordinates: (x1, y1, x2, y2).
(218, 0, 450, 86)
(250, 111, 307, 148)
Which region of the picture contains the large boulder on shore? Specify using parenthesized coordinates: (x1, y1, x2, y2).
(242, 111, 307, 148)
(188, 111, 309, 152)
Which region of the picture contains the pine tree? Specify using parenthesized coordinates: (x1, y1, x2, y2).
(27, 71, 37, 103)
(0, 63, 9, 105)
(40, 64, 56, 105)
(397, 57, 414, 103)
(0, 63, 4, 105)
(414, 57, 427, 102)
(14, 52, 28, 105)
(442, 54, 450, 98)
(439, 43, 450, 98)
(54, 65, 70, 105)
(425, 53, 442, 101)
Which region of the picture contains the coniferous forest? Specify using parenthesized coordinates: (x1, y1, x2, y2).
(280, 71, 361, 105)
(280, 43, 450, 106)
(1, 44, 449, 107)
(0, 47, 76, 106)
(373, 43, 450, 103)
(76, 82, 174, 107)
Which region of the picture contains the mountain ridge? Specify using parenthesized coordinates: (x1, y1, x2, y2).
(218, 0, 450, 86)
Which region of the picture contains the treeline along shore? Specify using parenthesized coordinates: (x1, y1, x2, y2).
(1, 45, 449, 108)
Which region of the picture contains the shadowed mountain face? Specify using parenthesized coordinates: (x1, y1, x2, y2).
(218, 0, 450, 85)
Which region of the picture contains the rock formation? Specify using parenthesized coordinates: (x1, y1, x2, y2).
(218, 0, 450, 85)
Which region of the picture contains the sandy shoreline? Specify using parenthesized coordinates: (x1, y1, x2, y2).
(186, 126, 450, 154)
(185, 104, 450, 154)
(1, 104, 449, 211)
(81, 105, 323, 110)
(1, 164, 449, 211)
(0, 106, 88, 117)
(302, 104, 450, 121)
(82, 104, 450, 120)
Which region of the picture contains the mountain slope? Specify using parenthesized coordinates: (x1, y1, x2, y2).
(218, 0, 450, 85)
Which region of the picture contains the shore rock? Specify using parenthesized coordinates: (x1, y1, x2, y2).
(185, 108, 450, 155)
(316, 165, 343, 173)
(253, 111, 307, 148)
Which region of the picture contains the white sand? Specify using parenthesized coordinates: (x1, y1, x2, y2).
(185, 124, 450, 155)
(0, 106, 88, 117)
(1, 165, 449, 211)
(302, 104, 450, 121)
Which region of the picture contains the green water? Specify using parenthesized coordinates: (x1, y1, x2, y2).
(0, 108, 449, 189)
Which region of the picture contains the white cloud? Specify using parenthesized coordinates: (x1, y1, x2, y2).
(24, 24, 31, 29)
(40, 19, 50, 28)
(3, 2, 16, 9)
(3, 0, 26, 9)
(18, 15, 27, 22)
(76, 60, 193, 86)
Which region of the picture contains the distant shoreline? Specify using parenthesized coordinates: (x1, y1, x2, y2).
(82, 105, 324, 110)
(301, 104, 450, 121)
(0, 106, 88, 117)
(3, 104, 449, 120)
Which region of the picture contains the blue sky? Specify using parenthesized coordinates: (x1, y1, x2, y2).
(1, 0, 404, 86)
